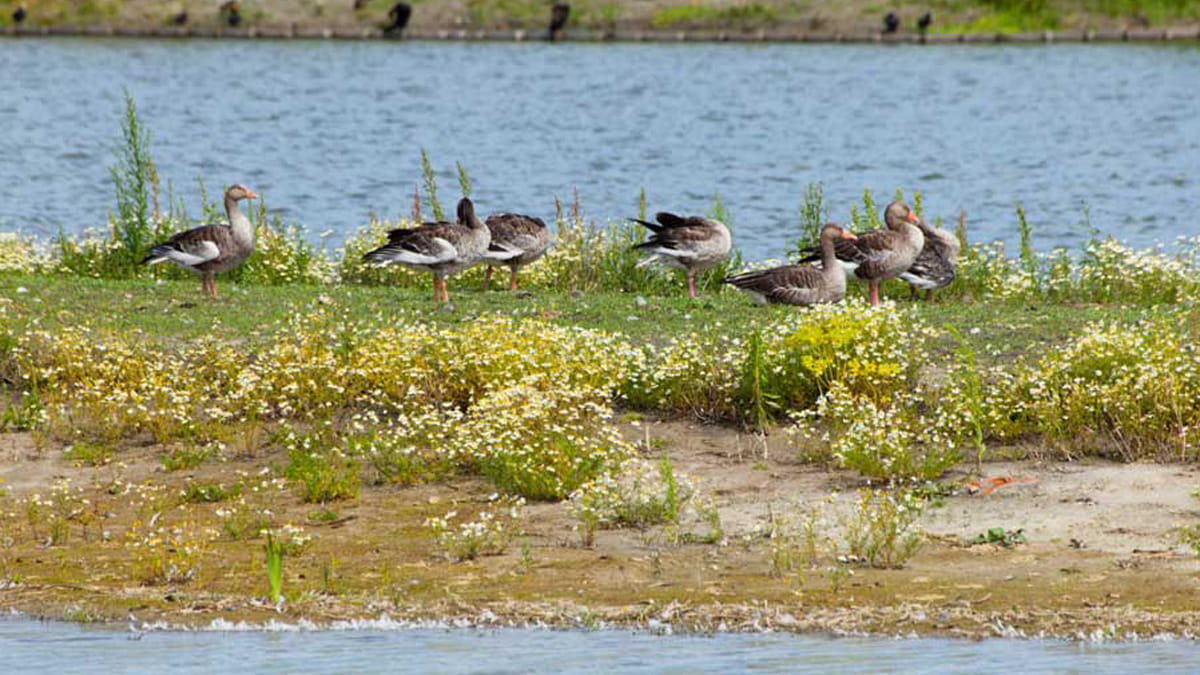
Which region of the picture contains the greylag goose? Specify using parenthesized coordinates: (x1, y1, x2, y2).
(631, 212, 732, 299)
(481, 213, 551, 291)
(725, 224, 858, 306)
(362, 197, 491, 304)
(141, 184, 258, 299)
(797, 200, 924, 306)
(899, 217, 960, 301)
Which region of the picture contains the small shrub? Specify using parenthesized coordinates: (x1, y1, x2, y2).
(793, 384, 963, 481)
(160, 444, 217, 472)
(568, 451, 700, 540)
(284, 446, 361, 504)
(969, 527, 1026, 547)
(460, 385, 629, 500)
(63, 442, 115, 467)
(126, 519, 217, 585)
(180, 481, 241, 504)
(216, 500, 272, 541)
(841, 489, 925, 569)
(761, 500, 830, 577)
(426, 495, 524, 561)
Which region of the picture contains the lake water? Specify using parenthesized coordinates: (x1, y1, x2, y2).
(1, 38, 1198, 260)
(1, 617, 1199, 673)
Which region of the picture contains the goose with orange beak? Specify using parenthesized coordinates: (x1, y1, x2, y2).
(796, 200, 925, 306)
(141, 183, 259, 299)
(726, 224, 858, 306)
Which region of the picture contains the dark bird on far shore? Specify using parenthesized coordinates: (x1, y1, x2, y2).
(384, 2, 411, 35)
(12, 5, 27, 23)
(354, 0, 369, 9)
(219, 1, 241, 27)
(883, 11, 899, 34)
(548, 2, 570, 41)
(171, 10, 188, 26)
(917, 12, 933, 32)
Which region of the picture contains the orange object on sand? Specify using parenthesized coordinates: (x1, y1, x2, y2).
(967, 476, 1037, 496)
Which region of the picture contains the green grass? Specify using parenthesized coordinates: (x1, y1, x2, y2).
(0, 272, 1155, 364)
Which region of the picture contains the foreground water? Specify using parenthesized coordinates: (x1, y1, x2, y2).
(1, 618, 1198, 673)
(2, 38, 1198, 259)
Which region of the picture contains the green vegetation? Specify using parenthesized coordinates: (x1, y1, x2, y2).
(843, 489, 925, 568)
(970, 527, 1027, 547)
(651, 2, 776, 29)
(180, 481, 241, 504)
(265, 532, 284, 603)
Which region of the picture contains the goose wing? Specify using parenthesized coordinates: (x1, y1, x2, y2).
(900, 240, 956, 289)
(141, 225, 227, 268)
(633, 212, 721, 259)
(726, 265, 826, 305)
(485, 214, 548, 260)
(364, 221, 463, 266)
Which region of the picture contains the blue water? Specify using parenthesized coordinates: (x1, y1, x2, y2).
(1, 618, 1198, 673)
(1, 38, 1198, 260)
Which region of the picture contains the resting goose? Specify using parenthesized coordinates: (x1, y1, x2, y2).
(725, 224, 858, 306)
(481, 213, 551, 291)
(631, 212, 732, 299)
(899, 217, 961, 301)
(362, 197, 491, 304)
(141, 184, 258, 299)
(798, 200, 924, 306)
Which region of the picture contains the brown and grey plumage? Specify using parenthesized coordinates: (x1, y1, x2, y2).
(899, 218, 961, 301)
(726, 224, 858, 306)
(481, 213, 551, 291)
(362, 197, 491, 304)
(797, 201, 924, 306)
(631, 211, 732, 299)
(141, 184, 258, 299)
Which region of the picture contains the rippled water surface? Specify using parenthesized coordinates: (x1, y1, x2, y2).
(1, 38, 1198, 259)
(2, 619, 1199, 674)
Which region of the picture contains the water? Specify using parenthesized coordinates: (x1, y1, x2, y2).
(1, 38, 1198, 260)
(1, 618, 1198, 674)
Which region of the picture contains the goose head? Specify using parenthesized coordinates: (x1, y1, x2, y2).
(820, 223, 857, 242)
(456, 197, 483, 228)
(226, 184, 258, 201)
(884, 201, 921, 230)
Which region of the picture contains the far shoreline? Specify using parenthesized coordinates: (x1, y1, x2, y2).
(4, 23, 1199, 44)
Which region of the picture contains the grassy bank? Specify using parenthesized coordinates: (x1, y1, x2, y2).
(2, 272, 1199, 636)
(1, 0, 1197, 36)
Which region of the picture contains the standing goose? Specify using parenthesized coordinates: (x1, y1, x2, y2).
(362, 197, 491, 304)
(725, 224, 858, 306)
(141, 183, 258, 299)
(899, 217, 961, 301)
(797, 200, 924, 306)
(630, 212, 732, 299)
(481, 213, 551, 291)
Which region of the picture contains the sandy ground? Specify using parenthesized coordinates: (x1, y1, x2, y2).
(2, 423, 1199, 638)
